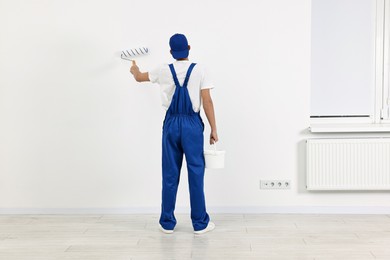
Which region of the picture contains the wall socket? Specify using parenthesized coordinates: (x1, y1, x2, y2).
(260, 180, 291, 189)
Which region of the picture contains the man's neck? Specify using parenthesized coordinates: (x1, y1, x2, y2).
(177, 58, 189, 61)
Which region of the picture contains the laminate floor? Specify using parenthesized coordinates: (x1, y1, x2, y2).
(1, 214, 390, 259)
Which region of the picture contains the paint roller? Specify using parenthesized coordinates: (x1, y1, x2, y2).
(120, 47, 149, 61)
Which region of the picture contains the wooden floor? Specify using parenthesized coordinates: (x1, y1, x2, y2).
(1, 214, 390, 259)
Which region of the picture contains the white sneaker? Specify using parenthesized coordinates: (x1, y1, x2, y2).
(159, 224, 174, 234)
(194, 221, 215, 235)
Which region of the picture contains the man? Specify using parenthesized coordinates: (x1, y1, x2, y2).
(130, 33, 217, 234)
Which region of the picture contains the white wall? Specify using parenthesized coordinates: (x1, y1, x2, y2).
(1, 0, 390, 214)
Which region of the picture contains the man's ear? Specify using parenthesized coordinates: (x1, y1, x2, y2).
(188, 45, 191, 50)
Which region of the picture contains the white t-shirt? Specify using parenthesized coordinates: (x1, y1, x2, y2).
(148, 60, 214, 112)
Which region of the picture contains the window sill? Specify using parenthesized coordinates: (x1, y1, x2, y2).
(309, 123, 390, 133)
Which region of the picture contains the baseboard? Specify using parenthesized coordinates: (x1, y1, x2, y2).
(1, 206, 390, 214)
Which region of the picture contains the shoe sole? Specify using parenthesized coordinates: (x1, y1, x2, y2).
(159, 225, 174, 234)
(194, 223, 215, 234)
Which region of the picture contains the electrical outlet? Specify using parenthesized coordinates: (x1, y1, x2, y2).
(260, 180, 291, 189)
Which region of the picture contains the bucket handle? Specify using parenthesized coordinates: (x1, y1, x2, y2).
(212, 143, 217, 155)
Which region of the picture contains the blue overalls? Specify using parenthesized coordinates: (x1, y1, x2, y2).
(159, 63, 210, 231)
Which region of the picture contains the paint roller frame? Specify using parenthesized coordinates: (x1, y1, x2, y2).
(121, 47, 149, 61)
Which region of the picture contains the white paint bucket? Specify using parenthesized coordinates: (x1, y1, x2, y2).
(204, 144, 225, 169)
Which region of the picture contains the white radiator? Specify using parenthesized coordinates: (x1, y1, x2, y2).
(306, 138, 390, 190)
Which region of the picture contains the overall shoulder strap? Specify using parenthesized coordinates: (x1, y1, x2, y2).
(168, 64, 181, 87)
(182, 63, 197, 88)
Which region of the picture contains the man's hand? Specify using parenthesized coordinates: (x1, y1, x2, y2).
(129, 60, 150, 82)
(130, 60, 139, 75)
(202, 89, 218, 144)
(210, 130, 218, 145)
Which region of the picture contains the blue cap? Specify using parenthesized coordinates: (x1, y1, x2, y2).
(169, 34, 189, 59)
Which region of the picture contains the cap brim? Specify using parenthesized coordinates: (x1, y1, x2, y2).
(171, 49, 189, 59)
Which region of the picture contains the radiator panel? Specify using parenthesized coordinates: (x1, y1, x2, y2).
(306, 138, 390, 190)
